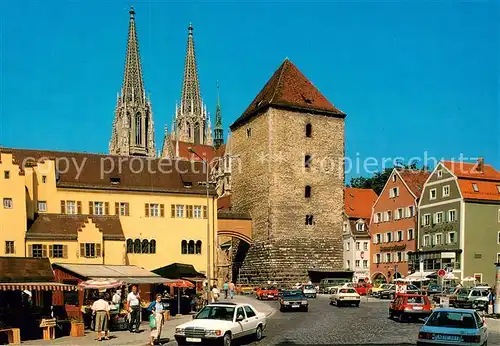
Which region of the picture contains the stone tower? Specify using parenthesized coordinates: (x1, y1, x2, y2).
(109, 7, 155, 157)
(214, 81, 224, 149)
(229, 58, 346, 285)
(171, 24, 212, 145)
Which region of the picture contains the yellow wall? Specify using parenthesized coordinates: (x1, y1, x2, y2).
(0, 153, 27, 257)
(4, 155, 217, 280)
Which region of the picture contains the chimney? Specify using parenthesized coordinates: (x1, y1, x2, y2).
(477, 157, 484, 173)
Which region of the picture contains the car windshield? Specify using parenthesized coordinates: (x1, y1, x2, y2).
(340, 288, 356, 294)
(457, 289, 470, 297)
(195, 306, 235, 321)
(445, 287, 456, 294)
(284, 290, 304, 298)
(426, 311, 477, 329)
(407, 296, 425, 304)
(380, 284, 390, 289)
(304, 285, 315, 289)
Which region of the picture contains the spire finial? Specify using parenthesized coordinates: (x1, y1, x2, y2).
(129, 6, 135, 18)
(188, 22, 193, 36)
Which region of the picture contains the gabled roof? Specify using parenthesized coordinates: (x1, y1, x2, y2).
(344, 188, 377, 219)
(27, 214, 125, 241)
(230, 59, 345, 130)
(442, 161, 500, 181)
(1, 148, 213, 195)
(397, 169, 431, 198)
(0, 257, 55, 283)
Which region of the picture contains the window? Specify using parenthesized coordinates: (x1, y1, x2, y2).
(150, 204, 160, 217)
(389, 187, 399, 198)
(392, 174, 397, 182)
(3, 198, 12, 209)
(497, 253, 500, 264)
(430, 188, 437, 200)
(5, 241, 14, 254)
(386, 232, 392, 242)
(363, 260, 368, 268)
(246, 128, 252, 137)
(305, 123, 312, 137)
(407, 228, 414, 240)
(176, 205, 184, 218)
(363, 242, 368, 251)
(343, 223, 348, 232)
(244, 305, 256, 318)
(81, 243, 100, 258)
(117, 202, 129, 216)
(32, 244, 43, 258)
(448, 232, 456, 244)
(498, 209, 500, 223)
(436, 212, 443, 224)
(126, 239, 133, 253)
(186, 205, 193, 218)
(304, 155, 311, 169)
(386, 253, 391, 263)
(376, 234, 381, 244)
(375, 213, 382, 223)
(50, 244, 64, 258)
(355, 260, 360, 268)
(423, 214, 431, 226)
(133, 239, 141, 253)
(4, 171, 10, 179)
(42, 175, 47, 183)
(435, 233, 442, 246)
(305, 185, 311, 198)
(66, 201, 77, 215)
(498, 232, 500, 244)
(181, 240, 188, 254)
(355, 242, 360, 250)
(396, 252, 402, 262)
(149, 240, 156, 254)
(37, 201, 47, 212)
(409, 206, 415, 217)
(497, 185, 500, 194)
(375, 254, 381, 264)
(203, 206, 207, 219)
(305, 215, 314, 225)
(93, 201, 104, 215)
(396, 208, 403, 220)
(188, 240, 195, 254)
(345, 242, 350, 251)
(387, 210, 392, 221)
(448, 210, 456, 222)
(437, 170, 443, 178)
(424, 235, 430, 247)
(397, 230, 403, 242)
(195, 240, 202, 254)
(346, 260, 350, 269)
(194, 206, 202, 218)
(474, 273, 483, 283)
(142, 239, 149, 254)
(443, 185, 450, 197)
(472, 183, 479, 192)
(356, 223, 364, 231)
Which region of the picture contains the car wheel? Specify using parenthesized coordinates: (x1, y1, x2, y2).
(355, 302, 360, 307)
(255, 325, 263, 341)
(329, 300, 333, 305)
(223, 332, 232, 346)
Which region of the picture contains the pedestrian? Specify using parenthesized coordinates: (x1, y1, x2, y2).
(127, 285, 141, 333)
(147, 294, 164, 346)
(91, 293, 110, 341)
(211, 285, 220, 303)
(223, 281, 229, 299)
(229, 282, 235, 299)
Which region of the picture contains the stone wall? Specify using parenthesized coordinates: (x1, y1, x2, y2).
(231, 107, 345, 285)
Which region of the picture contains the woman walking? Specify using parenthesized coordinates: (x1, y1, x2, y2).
(91, 293, 110, 341)
(147, 294, 165, 346)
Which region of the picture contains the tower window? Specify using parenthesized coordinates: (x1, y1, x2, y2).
(304, 155, 311, 168)
(305, 185, 311, 198)
(187, 122, 191, 138)
(305, 215, 314, 225)
(305, 123, 312, 137)
(247, 128, 252, 137)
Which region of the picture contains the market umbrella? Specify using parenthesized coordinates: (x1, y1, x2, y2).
(78, 278, 123, 290)
(164, 280, 195, 315)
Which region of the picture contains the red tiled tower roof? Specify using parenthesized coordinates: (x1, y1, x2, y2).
(230, 58, 345, 130)
(344, 188, 378, 219)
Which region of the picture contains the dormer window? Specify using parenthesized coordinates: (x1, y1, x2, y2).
(110, 177, 121, 185)
(356, 223, 365, 232)
(472, 183, 479, 192)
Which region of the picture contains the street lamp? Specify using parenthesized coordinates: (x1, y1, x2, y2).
(187, 147, 213, 295)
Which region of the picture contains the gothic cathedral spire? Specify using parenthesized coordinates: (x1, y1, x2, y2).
(172, 23, 210, 145)
(109, 7, 156, 157)
(214, 81, 224, 149)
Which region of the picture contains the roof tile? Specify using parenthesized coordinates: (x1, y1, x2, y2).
(397, 169, 431, 198)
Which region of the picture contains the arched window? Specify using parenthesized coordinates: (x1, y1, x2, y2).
(142, 239, 149, 254)
(135, 113, 142, 145)
(149, 240, 156, 254)
(126, 239, 133, 254)
(181, 240, 188, 254)
(195, 240, 202, 254)
(305, 185, 311, 198)
(134, 239, 141, 254)
(305, 123, 312, 137)
(188, 240, 195, 254)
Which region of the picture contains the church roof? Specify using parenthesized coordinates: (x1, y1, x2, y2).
(231, 58, 345, 130)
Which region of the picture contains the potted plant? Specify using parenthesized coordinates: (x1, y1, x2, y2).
(69, 316, 84, 337)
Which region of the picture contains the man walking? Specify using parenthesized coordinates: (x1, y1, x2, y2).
(229, 282, 235, 299)
(223, 281, 229, 299)
(91, 293, 110, 341)
(127, 285, 141, 332)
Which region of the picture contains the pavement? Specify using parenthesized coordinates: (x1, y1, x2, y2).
(23, 295, 274, 346)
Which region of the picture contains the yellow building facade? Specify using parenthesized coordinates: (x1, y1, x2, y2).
(0, 149, 217, 278)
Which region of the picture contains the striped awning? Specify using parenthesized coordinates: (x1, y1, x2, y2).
(0, 282, 77, 291)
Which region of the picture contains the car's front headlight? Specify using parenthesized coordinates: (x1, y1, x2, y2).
(301, 300, 308, 304)
(175, 328, 185, 335)
(284, 301, 290, 305)
(205, 330, 222, 337)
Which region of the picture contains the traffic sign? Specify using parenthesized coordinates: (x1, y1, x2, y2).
(438, 269, 446, 277)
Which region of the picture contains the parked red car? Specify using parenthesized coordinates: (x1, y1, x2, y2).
(389, 294, 432, 322)
(353, 283, 372, 296)
(256, 286, 279, 300)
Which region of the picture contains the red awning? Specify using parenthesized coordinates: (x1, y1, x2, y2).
(0, 282, 77, 291)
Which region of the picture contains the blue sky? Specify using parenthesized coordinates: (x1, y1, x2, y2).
(0, 1, 498, 181)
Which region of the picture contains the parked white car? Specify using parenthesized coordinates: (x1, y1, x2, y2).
(302, 284, 317, 298)
(174, 302, 267, 346)
(329, 287, 361, 307)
